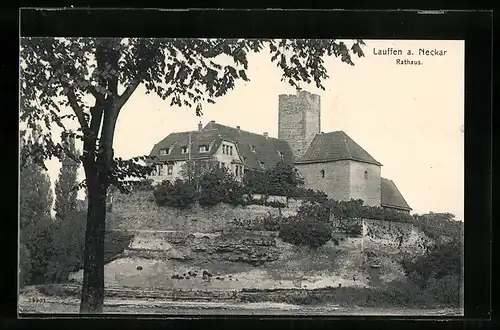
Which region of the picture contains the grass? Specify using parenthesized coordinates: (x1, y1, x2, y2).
(238, 282, 444, 309)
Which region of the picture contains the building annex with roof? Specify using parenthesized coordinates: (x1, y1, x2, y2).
(147, 90, 411, 213)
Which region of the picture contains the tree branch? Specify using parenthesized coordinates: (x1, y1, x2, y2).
(89, 104, 104, 136)
(116, 79, 140, 111)
(87, 85, 105, 103)
(66, 88, 89, 131)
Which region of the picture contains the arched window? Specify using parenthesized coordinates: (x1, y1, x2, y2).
(320, 169, 325, 178)
(364, 170, 368, 179)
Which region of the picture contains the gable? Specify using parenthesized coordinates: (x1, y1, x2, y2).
(296, 131, 382, 166)
(206, 122, 294, 170)
(147, 129, 221, 163)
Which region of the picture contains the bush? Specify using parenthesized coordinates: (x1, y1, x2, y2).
(153, 167, 247, 209)
(247, 198, 287, 209)
(297, 201, 331, 222)
(198, 167, 246, 207)
(410, 212, 463, 242)
(22, 217, 58, 284)
(131, 178, 155, 191)
(243, 163, 302, 197)
(104, 230, 134, 264)
(20, 211, 134, 285)
(19, 243, 32, 287)
(153, 179, 197, 209)
(298, 198, 414, 224)
(402, 239, 463, 307)
(52, 211, 87, 274)
(279, 216, 332, 249)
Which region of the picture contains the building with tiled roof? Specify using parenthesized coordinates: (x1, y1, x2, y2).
(148, 90, 411, 213)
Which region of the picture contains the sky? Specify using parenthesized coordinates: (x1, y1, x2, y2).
(40, 39, 464, 220)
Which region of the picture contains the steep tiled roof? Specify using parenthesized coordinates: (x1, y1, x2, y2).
(148, 121, 294, 171)
(296, 131, 382, 166)
(381, 178, 412, 211)
(147, 129, 220, 163)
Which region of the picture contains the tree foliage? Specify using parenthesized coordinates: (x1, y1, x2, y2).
(411, 212, 463, 243)
(20, 131, 54, 231)
(197, 166, 246, 207)
(54, 132, 79, 221)
(153, 179, 197, 209)
(402, 238, 463, 307)
(279, 216, 333, 249)
(179, 159, 219, 184)
(243, 163, 301, 196)
(19, 243, 32, 287)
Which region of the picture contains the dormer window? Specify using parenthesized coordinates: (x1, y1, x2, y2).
(160, 148, 170, 156)
(251, 145, 256, 153)
(364, 170, 368, 179)
(199, 145, 210, 153)
(181, 146, 188, 154)
(320, 169, 325, 178)
(259, 161, 265, 168)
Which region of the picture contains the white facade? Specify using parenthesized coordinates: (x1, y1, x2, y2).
(148, 140, 245, 184)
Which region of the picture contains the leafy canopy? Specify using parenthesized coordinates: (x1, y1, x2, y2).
(54, 133, 79, 221)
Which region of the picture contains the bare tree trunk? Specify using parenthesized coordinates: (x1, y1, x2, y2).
(80, 171, 106, 313)
(79, 172, 107, 313)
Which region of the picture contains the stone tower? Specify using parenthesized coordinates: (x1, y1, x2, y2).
(278, 90, 321, 160)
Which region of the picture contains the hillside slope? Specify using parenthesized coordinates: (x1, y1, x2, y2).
(69, 191, 434, 294)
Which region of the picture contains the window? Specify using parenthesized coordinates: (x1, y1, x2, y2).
(278, 151, 284, 162)
(222, 145, 226, 154)
(199, 145, 209, 152)
(181, 146, 188, 154)
(167, 165, 173, 175)
(259, 161, 265, 168)
(229, 146, 233, 156)
(235, 165, 243, 177)
(364, 170, 368, 179)
(320, 169, 325, 178)
(157, 165, 164, 176)
(160, 148, 170, 155)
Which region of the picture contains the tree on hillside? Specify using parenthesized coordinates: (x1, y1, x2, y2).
(20, 37, 366, 313)
(19, 128, 56, 285)
(412, 212, 463, 243)
(179, 159, 219, 186)
(242, 163, 300, 196)
(20, 129, 53, 231)
(54, 131, 79, 221)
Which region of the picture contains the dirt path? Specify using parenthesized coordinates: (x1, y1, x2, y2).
(18, 295, 462, 316)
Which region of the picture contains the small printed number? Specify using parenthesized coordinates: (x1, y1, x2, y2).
(28, 297, 46, 304)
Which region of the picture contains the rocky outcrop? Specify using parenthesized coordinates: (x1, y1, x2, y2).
(191, 233, 280, 266)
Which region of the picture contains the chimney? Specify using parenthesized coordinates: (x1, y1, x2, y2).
(263, 132, 268, 139)
(198, 121, 203, 131)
